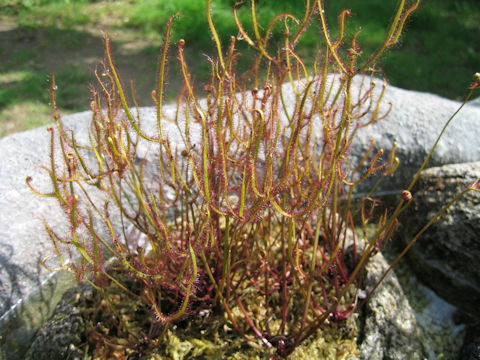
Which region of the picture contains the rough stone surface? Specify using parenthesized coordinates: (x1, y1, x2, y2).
(276, 77, 480, 192)
(401, 162, 480, 319)
(0, 107, 182, 357)
(468, 96, 480, 108)
(356, 252, 425, 360)
(461, 324, 480, 360)
(25, 283, 90, 360)
(347, 80, 480, 192)
(0, 111, 94, 318)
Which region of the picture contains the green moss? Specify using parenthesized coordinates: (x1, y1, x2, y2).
(56, 268, 359, 359)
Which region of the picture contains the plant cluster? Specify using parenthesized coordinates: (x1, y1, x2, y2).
(28, 0, 479, 358)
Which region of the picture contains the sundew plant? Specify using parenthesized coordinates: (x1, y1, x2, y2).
(28, 0, 480, 358)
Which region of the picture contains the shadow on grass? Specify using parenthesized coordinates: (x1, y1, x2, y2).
(0, 26, 152, 110)
(0, 23, 222, 137)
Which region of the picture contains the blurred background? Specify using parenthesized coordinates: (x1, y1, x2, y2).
(1, 0, 479, 137)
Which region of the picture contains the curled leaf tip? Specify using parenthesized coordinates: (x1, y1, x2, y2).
(401, 190, 413, 201)
(470, 72, 480, 89)
(469, 178, 480, 191)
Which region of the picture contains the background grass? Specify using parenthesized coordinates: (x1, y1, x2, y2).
(1, 0, 479, 137)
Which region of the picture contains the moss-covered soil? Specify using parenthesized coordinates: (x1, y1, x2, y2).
(63, 270, 359, 360)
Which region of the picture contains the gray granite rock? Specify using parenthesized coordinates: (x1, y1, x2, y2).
(0, 128, 78, 359)
(461, 324, 480, 360)
(25, 283, 90, 360)
(0, 108, 178, 358)
(468, 96, 480, 108)
(0, 111, 94, 318)
(348, 79, 480, 192)
(276, 76, 480, 192)
(356, 252, 425, 360)
(401, 162, 480, 320)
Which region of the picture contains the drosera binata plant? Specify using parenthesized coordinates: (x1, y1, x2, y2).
(27, 0, 479, 358)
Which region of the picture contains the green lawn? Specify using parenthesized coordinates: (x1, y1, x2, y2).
(1, 0, 479, 137)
